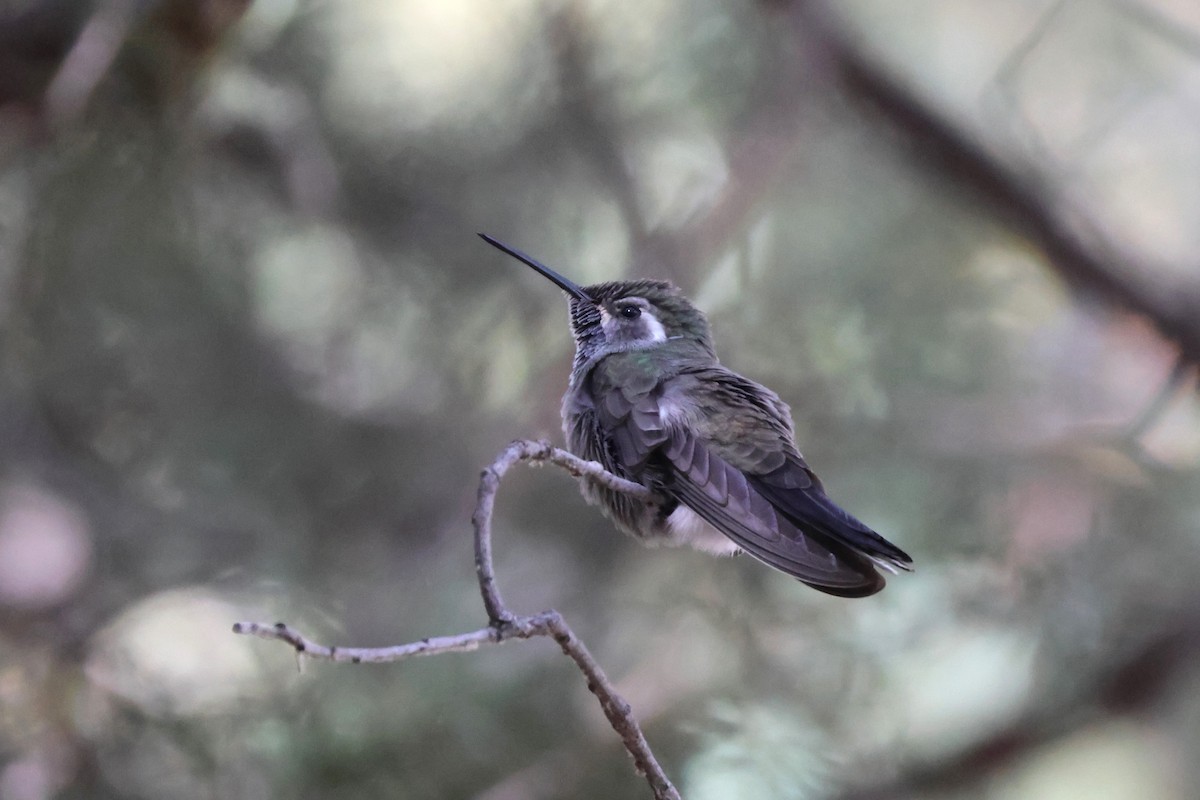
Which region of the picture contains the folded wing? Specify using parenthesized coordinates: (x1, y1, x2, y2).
(592, 363, 912, 597)
(663, 428, 892, 597)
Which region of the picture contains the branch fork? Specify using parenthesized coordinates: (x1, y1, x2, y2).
(234, 439, 678, 800)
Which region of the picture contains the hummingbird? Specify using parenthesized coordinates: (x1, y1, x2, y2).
(480, 234, 912, 597)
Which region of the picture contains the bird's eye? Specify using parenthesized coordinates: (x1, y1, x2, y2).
(618, 304, 641, 320)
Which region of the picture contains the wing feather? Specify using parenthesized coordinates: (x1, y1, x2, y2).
(752, 459, 912, 569)
(664, 428, 886, 596)
(587, 359, 910, 596)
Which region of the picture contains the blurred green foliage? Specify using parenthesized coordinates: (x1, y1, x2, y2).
(1, 1, 1199, 798)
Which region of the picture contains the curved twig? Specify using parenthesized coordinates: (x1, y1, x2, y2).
(471, 439, 653, 622)
(233, 439, 676, 800)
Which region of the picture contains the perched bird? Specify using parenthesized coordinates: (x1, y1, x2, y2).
(480, 234, 912, 597)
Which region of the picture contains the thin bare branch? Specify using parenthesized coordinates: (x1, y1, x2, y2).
(234, 439, 677, 800)
(231, 621, 504, 663)
(472, 439, 653, 623)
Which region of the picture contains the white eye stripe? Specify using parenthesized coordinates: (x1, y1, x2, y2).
(598, 299, 667, 345)
(641, 312, 667, 342)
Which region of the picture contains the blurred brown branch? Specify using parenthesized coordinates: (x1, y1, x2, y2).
(43, 0, 139, 127)
(769, 3, 1200, 795)
(1125, 353, 1195, 443)
(791, 0, 1200, 368)
(832, 607, 1200, 800)
(0, 0, 251, 126)
(544, 1, 817, 287)
(548, 5, 649, 247)
(235, 439, 679, 800)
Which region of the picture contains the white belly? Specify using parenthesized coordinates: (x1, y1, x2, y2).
(665, 505, 741, 556)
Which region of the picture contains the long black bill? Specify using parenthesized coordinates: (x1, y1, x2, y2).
(478, 233, 594, 303)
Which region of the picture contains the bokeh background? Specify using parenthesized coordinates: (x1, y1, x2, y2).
(2, 0, 1199, 798)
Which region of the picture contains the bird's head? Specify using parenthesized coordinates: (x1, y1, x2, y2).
(480, 235, 714, 362)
